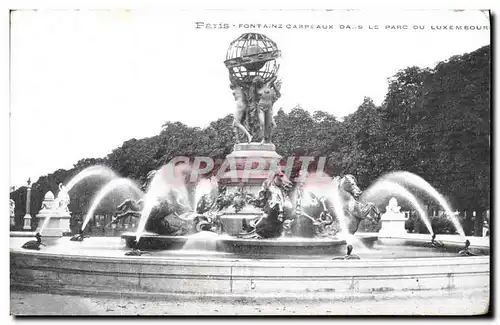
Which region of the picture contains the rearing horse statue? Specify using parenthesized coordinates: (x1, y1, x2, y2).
(336, 175, 381, 234)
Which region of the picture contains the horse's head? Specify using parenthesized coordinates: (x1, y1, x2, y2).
(339, 175, 362, 198)
(272, 170, 292, 191)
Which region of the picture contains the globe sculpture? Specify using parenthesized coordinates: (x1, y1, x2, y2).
(224, 33, 282, 144)
(224, 33, 281, 84)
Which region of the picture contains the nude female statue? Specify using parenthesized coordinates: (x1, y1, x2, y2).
(255, 76, 281, 143)
(230, 76, 253, 143)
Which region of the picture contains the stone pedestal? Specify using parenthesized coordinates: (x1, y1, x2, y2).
(218, 142, 282, 234)
(22, 214, 32, 230)
(379, 198, 408, 236)
(35, 191, 71, 237)
(23, 184, 32, 230)
(220, 205, 264, 236)
(220, 142, 282, 194)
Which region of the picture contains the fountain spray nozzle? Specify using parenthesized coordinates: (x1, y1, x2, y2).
(70, 228, 88, 241)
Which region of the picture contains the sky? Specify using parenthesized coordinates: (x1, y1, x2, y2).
(9, 9, 490, 187)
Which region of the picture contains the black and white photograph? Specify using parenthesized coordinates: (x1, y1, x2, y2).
(7, 7, 491, 316)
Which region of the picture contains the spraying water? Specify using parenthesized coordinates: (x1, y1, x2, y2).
(135, 163, 193, 242)
(65, 165, 117, 192)
(182, 231, 219, 251)
(37, 212, 53, 235)
(135, 172, 167, 242)
(82, 178, 143, 231)
(362, 179, 432, 235)
(381, 171, 465, 237)
(327, 177, 355, 245)
(298, 173, 360, 246)
(193, 177, 218, 212)
(39, 166, 118, 234)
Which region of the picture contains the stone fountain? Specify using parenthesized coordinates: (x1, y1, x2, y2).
(118, 32, 381, 253)
(218, 33, 287, 236)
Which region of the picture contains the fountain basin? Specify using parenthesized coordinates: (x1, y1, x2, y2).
(10, 233, 489, 301)
(121, 232, 379, 256)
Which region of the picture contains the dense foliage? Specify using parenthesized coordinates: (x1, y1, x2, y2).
(11, 46, 490, 235)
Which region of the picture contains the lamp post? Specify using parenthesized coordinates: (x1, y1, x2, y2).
(23, 178, 32, 230)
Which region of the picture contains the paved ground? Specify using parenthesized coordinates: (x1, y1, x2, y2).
(10, 289, 489, 316)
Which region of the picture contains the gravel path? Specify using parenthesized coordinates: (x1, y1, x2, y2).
(10, 289, 489, 316)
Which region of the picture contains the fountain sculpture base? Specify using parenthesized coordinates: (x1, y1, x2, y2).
(217, 142, 283, 235)
(379, 198, 409, 236)
(220, 142, 282, 192)
(35, 211, 71, 237)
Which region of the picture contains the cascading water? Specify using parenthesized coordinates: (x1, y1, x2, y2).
(301, 173, 363, 248)
(65, 165, 117, 192)
(181, 231, 219, 251)
(193, 177, 218, 212)
(381, 171, 465, 237)
(36, 166, 119, 235)
(135, 163, 193, 242)
(135, 172, 167, 242)
(327, 177, 357, 246)
(82, 178, 143, 231)
(362, 179, 433, 235)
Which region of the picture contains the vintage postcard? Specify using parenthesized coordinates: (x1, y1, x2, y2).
(9, 9, 490, 316)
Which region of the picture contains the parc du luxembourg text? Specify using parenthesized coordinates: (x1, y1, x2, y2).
(195, 22, 489, 31)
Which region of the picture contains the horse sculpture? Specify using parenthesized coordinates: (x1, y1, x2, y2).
(240, 170, 292, 238)
(336, 175, 381, 234)
(107, 198, 144, 227)
(292, 190, 336, 238)
(110, 171, 220, 236)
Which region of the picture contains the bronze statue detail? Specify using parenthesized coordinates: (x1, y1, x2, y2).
(229, 75, 281, 144)
(239, 170, 293, 239)
(255, 76, 281, 144)
(107, 198, 144, 227)
(230, 76, 253, 143)
(336, 175, 381, 234)
(225, 33, 282, 144)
